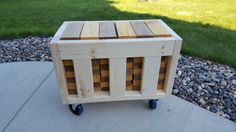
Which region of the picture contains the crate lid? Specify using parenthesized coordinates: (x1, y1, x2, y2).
(59, 20, 172, 40)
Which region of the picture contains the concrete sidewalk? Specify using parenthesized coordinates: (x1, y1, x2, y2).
(0, 62, 235, 132)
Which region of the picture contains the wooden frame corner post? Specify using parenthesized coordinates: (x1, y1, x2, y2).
(50, 43, 69, 104)
(164, 38, 182, 95)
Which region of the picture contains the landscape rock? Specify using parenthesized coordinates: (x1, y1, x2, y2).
(210, 105, 218, 113)
(173, 89, 179, 94)
(172, 55, 236, 122)
(232, 80, 236, 86)
(199, 98, 205, 105)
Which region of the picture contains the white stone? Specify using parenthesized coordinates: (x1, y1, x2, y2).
(199, 98, 205, 105)
(178, 70, 182, 76)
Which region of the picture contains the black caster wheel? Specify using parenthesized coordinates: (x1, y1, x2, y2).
(148, 99, 158, 110)
(69, 104, 84, 116)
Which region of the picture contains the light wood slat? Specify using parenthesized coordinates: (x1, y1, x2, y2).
(109, 58, 126, 97)
(76, 58, 94, 97)
(101, 70, 109, 76)
(158, 74, 165, 80)
(133, 69, 142, 74)
(126, 84, 132, 91)
(63, 60, 73, 66)
(73, 59, 85, 98)
(101, 82, 109, 87)
(161, 59, 167, 67)
(133, 57, 143, 63)
(158, 84, 164, 90)
(93, 75, 100, 82)
(92, 64, 100, 70)
(115, 21, 136, 38)
(59, 39, 175, 59)
(141, 56, 161, 94)
(80, 22, 99, 40)
(126, 75, 132, 80)
(68, 91, 166, 104)
(100, 59, 108, 64)
(130, 21, 154, 38)
(50, 44, 69, 104)
(99, 22, 117, 39)
(60, 23, 84, 40)
(145, 20, 172, 37)
(67, 82, 76, 90)
(127, 62, 133, 68)
(164, 39, 182, 95)
(133, 80, 141, 85)
(65, 71, 75, 78)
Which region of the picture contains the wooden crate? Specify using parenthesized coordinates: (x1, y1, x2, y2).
(50, 19, 182, 104)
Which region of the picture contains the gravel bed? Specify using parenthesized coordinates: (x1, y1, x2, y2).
(0, 37, 52, 63)
(0, 37, 236, 122)
(174, 56, 236, 122)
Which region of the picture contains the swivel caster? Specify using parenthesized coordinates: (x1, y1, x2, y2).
(69, 104, 84, 116)
(148, 99, 158, 110)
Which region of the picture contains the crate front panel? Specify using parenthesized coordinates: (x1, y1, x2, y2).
(62, 56, 169, 96)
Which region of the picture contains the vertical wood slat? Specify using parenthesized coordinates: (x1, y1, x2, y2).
(130, 21, 154, 38)
(73, 59, 84, 98)
(80, 22, 99, 40)
(76, 58, 94, 97)
(60, 23, 84, 40)
(50, 44, 69, 104)
(164, 39, 182, 95)
(109, 58, 126, 97)
(141, 56, 161, 94)
(99, 22, 117, 39)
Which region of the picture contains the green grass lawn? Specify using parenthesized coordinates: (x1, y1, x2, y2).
(0, 0, 236, 67)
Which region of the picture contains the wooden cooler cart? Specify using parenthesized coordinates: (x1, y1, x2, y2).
(50, 19, 182, 115)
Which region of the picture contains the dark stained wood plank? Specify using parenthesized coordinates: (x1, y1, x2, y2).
(130, 21, 154, 38)
(60, 22, 84, 40)
(99, 22, 117, 39)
